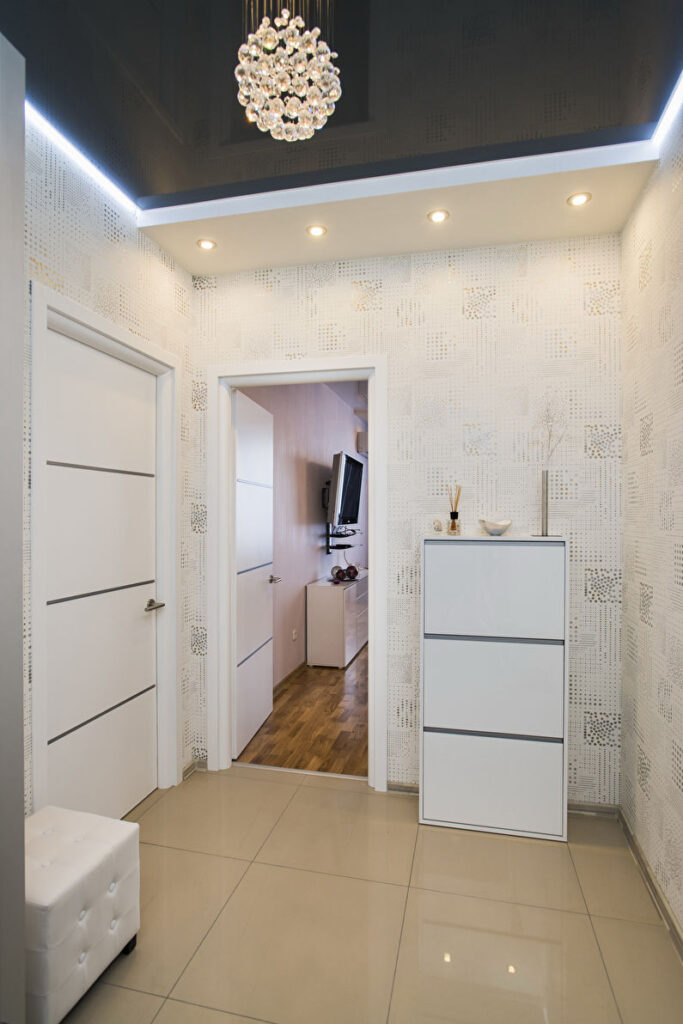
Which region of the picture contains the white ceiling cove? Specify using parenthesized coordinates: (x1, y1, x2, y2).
(140, 150, 656, 275)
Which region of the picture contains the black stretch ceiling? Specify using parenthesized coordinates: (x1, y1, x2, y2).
(1, 0, 681, 208)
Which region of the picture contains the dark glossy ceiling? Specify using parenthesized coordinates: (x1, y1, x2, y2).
(1, 0, 681, 208)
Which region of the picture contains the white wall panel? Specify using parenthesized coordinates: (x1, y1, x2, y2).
(44, 466, 155, 599)
(233, 640, 273, 756)
(236, 566, 273, 666)
(47, 688, 157, 820)
(42, 328, 156, 474)
(235, 481, 273, 573)
(46, 583, 157, 739)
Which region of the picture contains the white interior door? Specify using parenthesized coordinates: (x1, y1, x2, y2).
(36, 328, 159, 818)
(233, 391, 274, 756)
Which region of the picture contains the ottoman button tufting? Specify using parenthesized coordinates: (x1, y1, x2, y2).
(77, 953, 86, 965)
(110, 919, 117, 930)
(78, 910, 86, 921)
(108, 881, 116, 893)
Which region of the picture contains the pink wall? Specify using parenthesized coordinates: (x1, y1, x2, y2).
(240, 382, 368, 686)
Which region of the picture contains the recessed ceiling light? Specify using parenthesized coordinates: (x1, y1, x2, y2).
(306, 224, 327, 237)
(566, 192, 592, 208)
(197, 238, 217, 250)
(507, 965, 517, 974)
(428, 209, 450, 224)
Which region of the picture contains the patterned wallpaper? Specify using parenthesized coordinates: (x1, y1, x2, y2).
(23, 113, 625, 810)
(194, 234, 624, 798)
(621, 102, 683, 928)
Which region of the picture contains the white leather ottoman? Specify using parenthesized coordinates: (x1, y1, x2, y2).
(25, 806, 140, 1024)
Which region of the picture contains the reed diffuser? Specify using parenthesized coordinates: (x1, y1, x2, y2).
(447, 484, 462, 535)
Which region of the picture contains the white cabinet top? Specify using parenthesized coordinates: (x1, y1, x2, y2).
(309, 568, 368, 589)
(424, 534, 566, 543)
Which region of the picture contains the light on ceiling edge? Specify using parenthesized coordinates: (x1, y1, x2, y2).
(24, 101, 138, 215)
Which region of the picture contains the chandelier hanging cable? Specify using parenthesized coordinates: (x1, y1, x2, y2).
(235, 6, 341, 141)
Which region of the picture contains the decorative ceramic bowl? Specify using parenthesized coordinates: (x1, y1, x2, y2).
(479, 518, 512, 536)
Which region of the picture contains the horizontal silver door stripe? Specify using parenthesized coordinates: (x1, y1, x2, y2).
(236, 477, 273, 489)
(424, 726, 563, 743)
(47, 459, 155, 478)
(48, 684, 156, 745)
(47, 579, 155, 606)
(237, 561, 273, 576)
(424, 633, 564, 645)
(237, 636, 273, 668)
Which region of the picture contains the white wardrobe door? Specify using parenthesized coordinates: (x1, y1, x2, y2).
(47, 689, 158, 820)
(235, 390, 273, 486)
(236, 565, 273, 667)
(235, 481, 273, 574)
(44, 467, 155, 600)
(43, 328, 156, 474)
(46, 583, 157, 740)
(234, 641, 273, 757)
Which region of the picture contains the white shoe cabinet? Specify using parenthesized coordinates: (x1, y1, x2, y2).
(420, 536, 568, 841)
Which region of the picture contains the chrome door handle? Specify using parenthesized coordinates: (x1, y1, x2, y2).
(268, 575, 282, 584)
(144, 599, 166, 612)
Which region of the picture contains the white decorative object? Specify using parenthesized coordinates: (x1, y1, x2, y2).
(307, 569, 368, 668)
(420, 536, 568, 840)
(235, 7, 341, 141)
(479, 517, 511, 536)
(432, 519, 443, 532)
(25, 805, 140, 1024)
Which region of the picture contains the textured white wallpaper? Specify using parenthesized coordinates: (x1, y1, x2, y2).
(194, 234, 623, 798)
(23, 114, 625, 810)
(621, 102, 683, 929)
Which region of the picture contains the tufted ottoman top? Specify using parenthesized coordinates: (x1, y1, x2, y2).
(25, 805, 139, 949)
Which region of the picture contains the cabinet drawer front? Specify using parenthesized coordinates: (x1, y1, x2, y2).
(423, 732, 564, 836)
(423, 637, 564, 737)
(424, 540, 565, 640)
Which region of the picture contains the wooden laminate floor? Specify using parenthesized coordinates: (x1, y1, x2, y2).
(236, 645, 368, 776)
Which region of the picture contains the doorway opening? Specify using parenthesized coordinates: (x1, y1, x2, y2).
(235, 380, 369, 776)
(206, 357, 388, 791)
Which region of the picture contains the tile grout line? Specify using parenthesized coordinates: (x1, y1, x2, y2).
(163, 783, 301, 1003)
(385, 825, 420, 1024)
(163, 994, 281, 1024)
(566, 842, 625, 1024)
(407, 880, 592, 917)
(253, 857, 413, 889)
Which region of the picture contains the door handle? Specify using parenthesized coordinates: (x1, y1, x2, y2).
(144, 598, 166, 612)
(268, 575, 282, 584)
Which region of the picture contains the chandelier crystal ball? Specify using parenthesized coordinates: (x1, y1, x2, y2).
(234, 7, 341, 141)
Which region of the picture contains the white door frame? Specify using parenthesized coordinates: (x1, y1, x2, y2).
(206, 356, 388, 791)
(30, 281, 183, 809)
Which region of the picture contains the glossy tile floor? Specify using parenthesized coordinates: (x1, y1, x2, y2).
(64, 767, 683, 1024)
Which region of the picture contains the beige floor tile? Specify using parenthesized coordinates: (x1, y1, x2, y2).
(63, 982, 162, 1023)
(157, 1000, 270, 1023)
(569, 843, 661, 923)
(389, 888, 621, 1023)
(592, 916, 683, 1024)
(299, 772, 372, 793)
(411, 825, 587, 913)
(172, 862, 406, 1024)
(104, 844, 247, 995)
(568, 812, 628, 849)
(125, 787, 166, 822)
(218, 763, 305, 786)
(256, 785, 418, 884)
(138, 771, 296, 858)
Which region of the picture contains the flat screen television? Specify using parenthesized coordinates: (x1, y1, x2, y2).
(327, 451, 364, 526)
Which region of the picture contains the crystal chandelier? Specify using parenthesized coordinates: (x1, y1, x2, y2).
(234, 6, 342, 141)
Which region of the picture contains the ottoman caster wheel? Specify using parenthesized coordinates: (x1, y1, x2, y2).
(122, 935, 137, 955)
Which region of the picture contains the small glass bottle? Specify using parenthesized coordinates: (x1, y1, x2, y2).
(448, 511, 461, 535)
